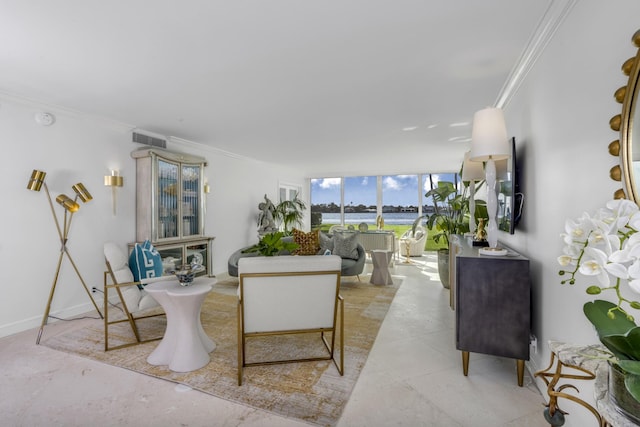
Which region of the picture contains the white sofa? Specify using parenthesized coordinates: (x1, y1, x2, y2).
(237, 255, 344, 385)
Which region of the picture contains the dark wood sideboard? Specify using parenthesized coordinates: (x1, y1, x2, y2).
(449, 235, 531, 386)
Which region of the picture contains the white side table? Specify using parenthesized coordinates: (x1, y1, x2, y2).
(370, 250, 394, 285)
(145, 277, 216, 372)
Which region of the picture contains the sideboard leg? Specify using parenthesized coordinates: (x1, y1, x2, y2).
(462, 351, 469, 376)
(517, 359, 525, 387)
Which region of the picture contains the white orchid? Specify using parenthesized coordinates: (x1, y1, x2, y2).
(559, 199, 640, 311)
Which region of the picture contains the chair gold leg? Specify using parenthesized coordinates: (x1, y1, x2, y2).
(237, 300, 244, 385)
(103, 261, 165, 352)
(338, 295, 344, 375)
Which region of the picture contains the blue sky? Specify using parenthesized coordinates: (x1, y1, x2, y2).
(311, 173, 458, 206)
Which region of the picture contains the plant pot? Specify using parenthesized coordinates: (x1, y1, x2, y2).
(437, 248, 450, 289)
(609, 362, 640, 423)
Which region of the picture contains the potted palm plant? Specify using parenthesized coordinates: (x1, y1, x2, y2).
(274, 195, 307, 235)
(425, 181, 486, 288)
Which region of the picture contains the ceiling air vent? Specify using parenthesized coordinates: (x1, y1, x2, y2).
(132, 130, 167, 149)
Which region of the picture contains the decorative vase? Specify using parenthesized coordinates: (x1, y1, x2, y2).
(437, 248, 450, 289)
(609, 362, 640, 423)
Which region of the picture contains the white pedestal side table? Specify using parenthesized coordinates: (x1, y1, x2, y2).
(145, 277, 216, 372)
(370, 250, 394, 285)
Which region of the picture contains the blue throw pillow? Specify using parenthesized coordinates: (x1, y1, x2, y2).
(129, 240, 163, 285)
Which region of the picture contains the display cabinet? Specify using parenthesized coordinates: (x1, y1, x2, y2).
(132, 148, 209, 242)
(128, 237, 213, 277)
(131, 148, 214, 276)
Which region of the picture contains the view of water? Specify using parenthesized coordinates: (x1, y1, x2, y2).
(320, 212, 424, 225)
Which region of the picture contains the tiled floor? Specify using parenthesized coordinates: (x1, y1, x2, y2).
(0, 253, 547, 426)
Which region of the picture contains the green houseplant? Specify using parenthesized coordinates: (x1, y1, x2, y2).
(274, 195, 307, 235)
(424, 180, 486, 288)
(242, 231, 299, 256)
(558, 199, 640, 419)
(425, 181, 471, 248)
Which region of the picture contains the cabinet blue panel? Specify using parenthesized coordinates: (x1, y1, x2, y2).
(453, 236, 530, 361)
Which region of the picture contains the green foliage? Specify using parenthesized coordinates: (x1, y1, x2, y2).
(425, 181, 487, 247)
(584, 300, 640, 402)
(241, 232, 299, 256)
(274, 195, 307, 235)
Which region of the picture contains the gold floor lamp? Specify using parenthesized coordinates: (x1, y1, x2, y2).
(27, 170, 103, 344)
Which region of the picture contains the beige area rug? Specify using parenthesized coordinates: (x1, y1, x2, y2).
(42, 274, 402, 427)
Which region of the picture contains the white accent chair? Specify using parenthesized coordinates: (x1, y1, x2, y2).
(237, 255, 344, 385)
(399, 225, 427, 257)
(103, 242, 172, 351)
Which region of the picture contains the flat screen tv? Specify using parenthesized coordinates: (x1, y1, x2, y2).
(496, 137, 523, 234)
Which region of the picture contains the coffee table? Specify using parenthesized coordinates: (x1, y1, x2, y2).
(145, 277, 216, 372)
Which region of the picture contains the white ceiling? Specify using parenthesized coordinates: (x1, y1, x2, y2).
(0, 0, 551, 177)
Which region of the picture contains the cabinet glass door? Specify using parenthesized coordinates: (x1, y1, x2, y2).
(156, 245, 183, 275)
(158, 159, 179, 239)
(186, 242, 208, 277)
(182, 164, 201, 237)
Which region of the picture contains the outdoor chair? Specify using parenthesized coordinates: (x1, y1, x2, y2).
(399, 225, 427, 257)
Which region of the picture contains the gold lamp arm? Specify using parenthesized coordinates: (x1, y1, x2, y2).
(42, 183, 64, 243)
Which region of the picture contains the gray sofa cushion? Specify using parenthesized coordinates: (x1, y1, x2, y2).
(332, 232, 360, 260)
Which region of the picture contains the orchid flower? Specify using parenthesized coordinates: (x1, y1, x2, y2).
(559, 199, 640, 314)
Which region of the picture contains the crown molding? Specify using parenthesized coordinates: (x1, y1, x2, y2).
(0, 90, 135, 131)
(495, 0, 578, 108)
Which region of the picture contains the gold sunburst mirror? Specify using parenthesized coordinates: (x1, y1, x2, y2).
(610, 29, 640, 201)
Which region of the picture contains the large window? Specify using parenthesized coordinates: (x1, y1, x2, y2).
(344, 176, 377, 228)
(311, 172, 460, 232)
(422, 172, 461, 215)
(310, 178, 342, 228)
(382, 174, 419, 227)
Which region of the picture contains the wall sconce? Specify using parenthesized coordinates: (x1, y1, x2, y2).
(469, 107, 510, 256)
(104, 170, 124, 215)
(26, 169, 102, 344)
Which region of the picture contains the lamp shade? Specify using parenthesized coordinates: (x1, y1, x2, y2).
(461, 151, 485, 181)
(104, 170, 123, 187)
(72, 183, 93, 203)
(27, 169, 47, 191)
(470, 107, 510, 162)
(56, 194, 80, 212)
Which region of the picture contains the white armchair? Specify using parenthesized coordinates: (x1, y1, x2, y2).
(237, 255, 344, 385)
(103, 242, 172, 351)
(399, 225, 427, 257)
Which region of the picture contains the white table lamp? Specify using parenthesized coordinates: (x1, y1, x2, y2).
(469, 107, 510, 256)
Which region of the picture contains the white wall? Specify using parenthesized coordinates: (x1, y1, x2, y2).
(0, 96, 306, 337)
(500, 1, 640, 425)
